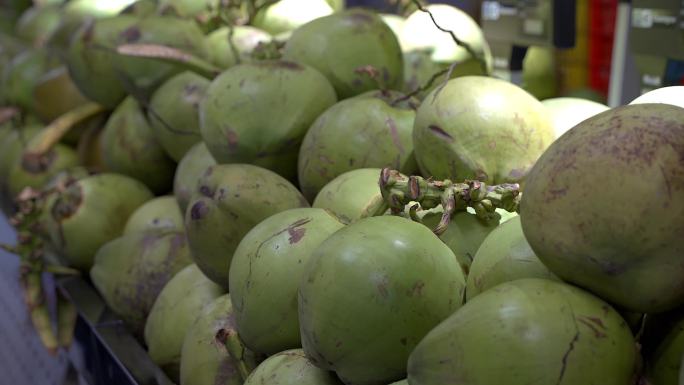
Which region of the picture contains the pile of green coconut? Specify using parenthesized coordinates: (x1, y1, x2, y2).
(0, 1, 683, 385)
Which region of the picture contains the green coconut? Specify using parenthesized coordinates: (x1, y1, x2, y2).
(466, 216, 558, 301)
(90, 230, 193, 335)
(173, 142, 215, 213)
(7, 143, 80, 199)
(31, 66, 92, 125)
(42, 173, 153, 270)
(47, 0, 139, 52)
(297, 90, 417, 200)
(400, 4, 492, 77)
(180, 294, 256, 385)
(283, 9, 404, 99)
(200, 60, 337, 181)
(521, 46, 558, 101)
(144, 264, 224, 382)
(407, 279, 637, 385)
(541, 97, 610, 138)
(14, 4, 62, 47)
(123, 195, 184, 234)
(0, 124, 41, 212)
(205, 26, 272, 69)
(421, 209, 500, 275)
(299, 215, 466, 385)
(229, 208, 344, 356)
(185, 163, 309, 286)
(413, 76, 555, 184)
(244, 349, 342, 385)
(148, 71, 209, 162)
(630, 86, 684, 108)
(253, 0, 333, 36)
(520, 104, 684, 313)
(66, 15, 208, 108)
(2, 49, 59, 112)
(312, 168, 386, 224)
(100, 96, 176, 194)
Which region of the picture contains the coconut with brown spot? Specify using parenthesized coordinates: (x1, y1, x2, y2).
(229, 207, 344, 356)
(184, 163, 309, 287)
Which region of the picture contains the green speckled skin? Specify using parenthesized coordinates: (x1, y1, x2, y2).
(101, 96, 175, 194)
(172, 142, 215, 212)
(244, 349, 343, 385)
(283, 9, 404, 99)
(312, 168, 385, 224)
(229, 208, 344, 355)
(521, 104, 684, 313)
(124, 195, 184, 235)
(299, 216, 466, 385)
(408, 279, 637, 385)
(413, 76, 555, 184)
(90, 230, 193, 335)
(200, 61, 337, 181)
(148, 71, 209, 162)
(43, 173, 153, 270)
(466, 216, 558, 301)
(298, 90, 417, 201)
(144, 264, 224, 382)
(184, 164, 309, 287)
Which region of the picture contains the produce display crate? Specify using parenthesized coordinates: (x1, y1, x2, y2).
(59, 275, 174, 385)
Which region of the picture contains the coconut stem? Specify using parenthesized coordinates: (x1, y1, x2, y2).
(116, 44, 222, 78)
(409, 0, 489, 75)
(218, 328, 259, 381)
(378, 168, 521, 235)
(24, 103, 104, 158)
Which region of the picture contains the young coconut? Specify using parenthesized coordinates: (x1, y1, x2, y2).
(413, 76, 555, 184)
(200, 60, 337, 181)
(243, 349, 342, 385)
(229, 208, 345, 356)
(180, 294, 260, 385)
(297, 90, 418, 200)
(147, 71, 209, 162)
(299, 215, 466, 385)
(123, 195, 184, 234)
(0, 124, 41, 212)
(90, 230, 193, 335)
(465, 216, 559, 301)
(541, 97, 610, 138)
(185, 164, 309, 286)
(204, 26, 272, 69)
(630, 85, 684, 108)
(7, 142, 80, 199)
(520, 104, 684, 313)
(2, 49, 59, 113)
(144, 264, 224, 382)
(407, 279, 637, 385)
(14, 4, 62, 47)
(252, 0, 333, 36)
(400, 4, 492, 77)
(173, 142, 215, 212)
(41, 173, 154, 270)
(66, 15, 209, 108)
(312, 168, 387, 225)
(283, 9, 404, 98)
(100, 96, 176, 194)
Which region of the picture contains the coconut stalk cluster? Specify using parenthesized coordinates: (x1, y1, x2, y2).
(0, 1, 683, 385)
